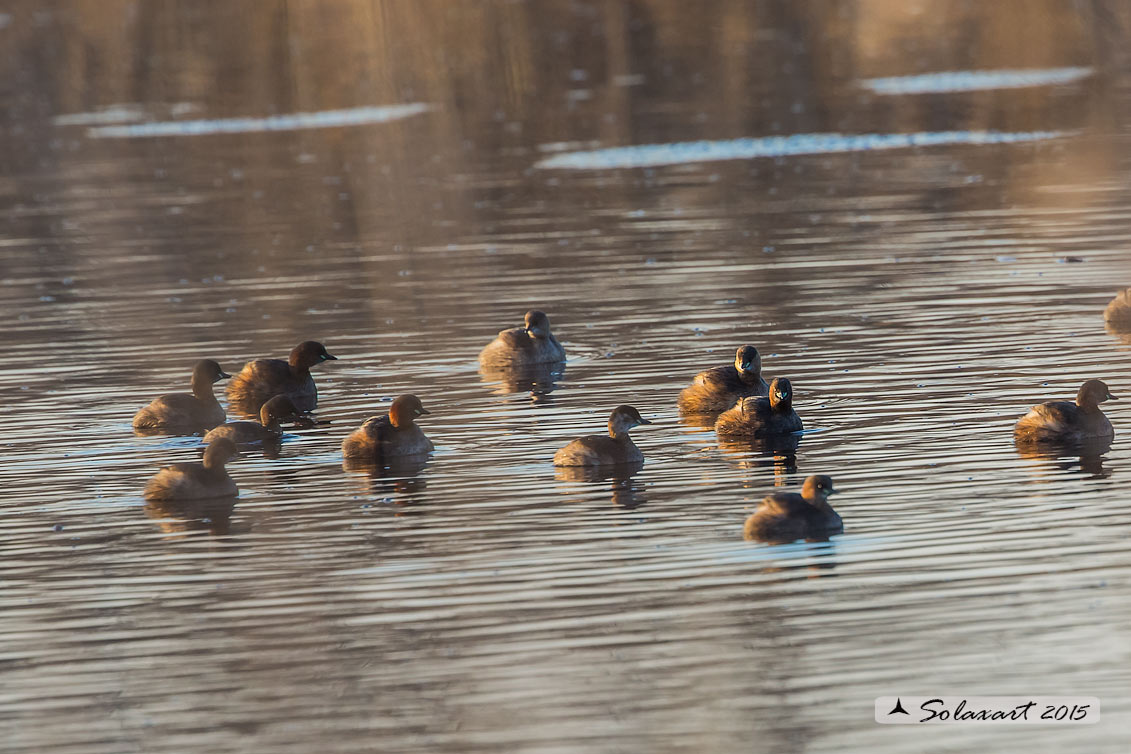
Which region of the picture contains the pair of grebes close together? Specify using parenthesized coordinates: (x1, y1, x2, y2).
(137, 290, 1131, 545)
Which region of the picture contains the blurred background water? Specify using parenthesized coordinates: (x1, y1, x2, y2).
(2, 1, 1130, 752)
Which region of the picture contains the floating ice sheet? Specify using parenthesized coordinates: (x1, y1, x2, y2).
(862, 67, 1092, 95)
(87, 103, 432, 138)
(535, 130, 1069, 170)
(53, 105, 150, 126)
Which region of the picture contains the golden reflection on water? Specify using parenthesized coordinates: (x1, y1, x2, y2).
(144, 495, 238, 537)
(1016, 438, 1113, 480)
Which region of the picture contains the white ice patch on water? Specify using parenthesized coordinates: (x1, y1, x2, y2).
(535, 130, 1069, 170)
(86, 103, 433, 138)
(53, 104, 150, 126)
(862, 67, 1092, 94)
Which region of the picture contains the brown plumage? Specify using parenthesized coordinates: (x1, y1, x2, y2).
(553, 405, 652, 467)
(342, 395, 434, 462)
(1104, 289, 1131, 330)
(678, 345, 769, 415)
(204, 395, 300, 444)
(744, 475, 843, 544)
(715, 377, 802, 438)
(144, 438, 240, 501)
(1014, 380, 1117, 444)
(227, 341, 337, 416)
(132, 359, 230, 433)
(479, 310, 565, 366)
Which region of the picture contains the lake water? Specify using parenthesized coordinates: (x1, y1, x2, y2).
(2, 2, 1131, 752)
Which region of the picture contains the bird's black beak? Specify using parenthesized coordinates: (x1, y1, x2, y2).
(637, 417, 653, 425)
(322, 353, 338, 361)
(1108, 392, 1118, 401)
(216, 371, 232, 380)
(419, 407, 431, 415)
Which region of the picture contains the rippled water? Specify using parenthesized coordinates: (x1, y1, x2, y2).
(3, 2, 1131, 752)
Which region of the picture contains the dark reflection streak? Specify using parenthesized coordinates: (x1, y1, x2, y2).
(144, 495, 238, 538)
(342, 455, 430, 509)
(479, 361, 565, 404)
(678, 412, 718, 431)
(555, 461, 647, 509)
(718, 436, 802, 489)
(1104, 320, 1131, 344)
(722, 565, 839, 750)
(755, 542, 839, 579)
(1084, 1, 1130, 74)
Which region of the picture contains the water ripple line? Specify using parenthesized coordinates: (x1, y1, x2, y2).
(535, 130, 1070, 169)
(861, 67, 1093, 95)
(86, 103, 433, 139)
